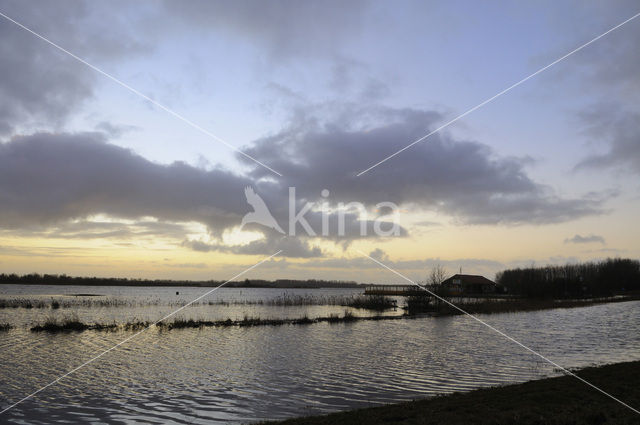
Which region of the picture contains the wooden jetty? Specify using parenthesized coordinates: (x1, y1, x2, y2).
(364, 284, 426, 296)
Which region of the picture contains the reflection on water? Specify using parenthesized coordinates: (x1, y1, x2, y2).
(1, 285, 639, 424)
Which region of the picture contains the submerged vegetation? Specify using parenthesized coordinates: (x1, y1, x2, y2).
(207, 294, 394, 308)
(343, 295, 396, 311)
(0, 298, 49, 309)
(0, 294, 397, 311)
(27, 310, 387, 333)
(13, 292, 640, 334)
(30, 315, 119, 332)
(0, 297, 152, 309)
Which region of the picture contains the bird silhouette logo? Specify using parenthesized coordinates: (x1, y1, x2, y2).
(239, 186, 285, 234)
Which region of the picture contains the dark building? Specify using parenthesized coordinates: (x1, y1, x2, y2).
(441, 274, 496, 295)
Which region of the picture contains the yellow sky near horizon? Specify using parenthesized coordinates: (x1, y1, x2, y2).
(2, 203, 638, 284)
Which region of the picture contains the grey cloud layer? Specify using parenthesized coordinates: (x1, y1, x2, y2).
(0, 131, 399, 257)
(0, 132, 250, 228)
(242, 105, 605, 225)
(0, 0, 148, 134)
(564, 234, 606, 245)
(0, 100, 607, 243)
(160, 0, 370, 60)
(576, 106, 640, 174)
(183, 237, 323, 259)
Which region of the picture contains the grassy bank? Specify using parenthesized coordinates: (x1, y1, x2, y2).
(261, 361, 640, 425)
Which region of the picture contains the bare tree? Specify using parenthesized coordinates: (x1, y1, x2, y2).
(429, 264, 447, 288)
(428, 264, 447, 309)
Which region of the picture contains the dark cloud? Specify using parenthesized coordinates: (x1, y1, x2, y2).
(0, 131, 404, 257)
(160, 0, 370, 60)
(241, 104, 606, 225)
(10, 220, 192, 241)
(575, 105, 640, 174)
(0, 0, 149, 134)
(565, 1, 640, 96)
(183, 236, 323, 259)
(0, 101, 608, 261)
(558, 3, 640, 177)
(368, 248, 389, 261)
(94, 122, 140, 139)
(564, 234, 606, 245)
(0, 132, 251, 228)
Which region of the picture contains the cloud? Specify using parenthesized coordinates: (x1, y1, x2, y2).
(160, 0, 371, 60)
(563, 1, 640, 97)
(558, 4, 640, 177)
(9, 219, 193, 241)
(241, 103, 607, 225)
(0, 131, 251, 228)
(183, 236, 323, 258)
(0, 103, 609, 259)
(564, 234, 606, 245)
(368, 248, 389, 261)
(0, 0, 148, 134)
(94, 122, 140, 138)
(0, 99, 609, 261)
(575, 105, 640, 174)
(0, 131, 403, 257)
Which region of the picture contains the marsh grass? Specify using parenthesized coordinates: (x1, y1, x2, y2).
(28, 310, 381, 333)
(0, 323, 13, 331)
(207, 294, 395, 310)
(0, 294, 398, 312)
(31, 314, 89, 332)
(0, 297, 166, 309)
(343, 296, 396, 311)
(30, 314, 119, 332)
(0, 298, 47, 309)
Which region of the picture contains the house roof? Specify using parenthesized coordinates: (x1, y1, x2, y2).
(443, 274, 495, 285)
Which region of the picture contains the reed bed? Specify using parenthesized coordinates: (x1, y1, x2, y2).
(27, 310, 381, 333)
(0, 297, 165, 309)
(0, 294, 397, 311)
(206, 294, 395, 310)
(0, 298, 49, 309)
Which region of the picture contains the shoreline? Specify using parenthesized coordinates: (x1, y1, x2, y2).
(260, 360, 640, 425)
(2, 295, 638, 334)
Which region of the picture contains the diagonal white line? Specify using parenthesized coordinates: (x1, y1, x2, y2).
(356, 11, 640, 176)
(0, 250, 282, 415)
(0, 11, 282, 177)
(354, 249, 640, 415)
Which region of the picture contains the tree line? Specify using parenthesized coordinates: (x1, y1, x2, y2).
(495, 258, 640, 298)
(0, 273, 361, 288)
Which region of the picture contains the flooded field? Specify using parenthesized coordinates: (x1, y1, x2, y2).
(1, 285, 639, 424)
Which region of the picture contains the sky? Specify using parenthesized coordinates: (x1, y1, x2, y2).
(0, 0, 639, 283)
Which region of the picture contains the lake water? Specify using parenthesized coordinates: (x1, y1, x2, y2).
(1, 285, 639, 424)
